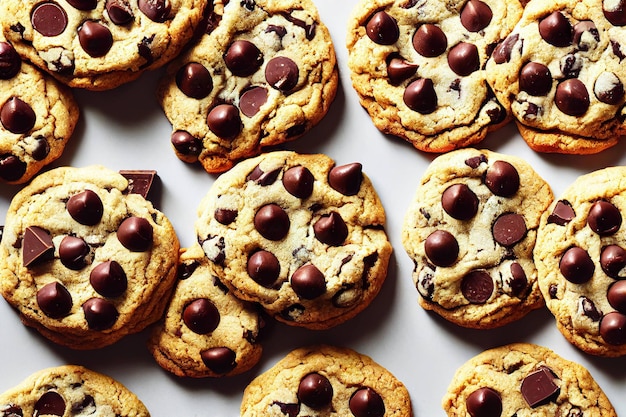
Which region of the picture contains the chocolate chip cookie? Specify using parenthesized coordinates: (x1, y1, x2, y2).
(195, 151, 391, 329)
(402, 148, 553, 328)
(0, 0, 208, 90)
(241, 345, 412, 417)
(443, 343, 616, 417)
(346, 0, 522, 152)
(535, 166, 626, 356)
(148, 244, 263, 378)
(0, 365, 150, 417)
(0, 166, 179, 349)
(485, 0, 626, 154)
(0, 34, 78, 184)
(158, 0, 338, 173)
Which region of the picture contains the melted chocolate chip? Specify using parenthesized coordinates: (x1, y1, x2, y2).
(117, 216, 153, 251)
(171, 130, 202, 159)
(298, 373, 333, 409)
(138, 0, 171, 22)
(90, 260, 127, 298)
(386, 54, 418, 84)
(413, 24, 447, 57)
(594, 72, 625, 104)
(254, 204, 290, 240)
(59, 236, 90, 270)
(37, 282, 72, 318)
(448, 42, 479, 76)
(266, 25, 287, 38)
(183, 298, 220, 334)
(314, 212, 348, 246)
(349, 387, 385, 417)
(265, 56, 299, 91)
(224, 40, 263, 77)
(509, 262, 528, 296)
(441, 183, 479, 220)
(328, 163, 362, 196)
(521, 367, 560, 408)
(0, 42, 21, 79)
(176, 62, 213, 99)
(608, 280, 626, 313)
(492, 213, 526, 247)
(484, 160, 519, 197)
(547, 200, 575, 225)
(559, 247, 594, 284)
(1, 97, 36, 134)
(587, 200, 622, 235)
(34, 391, 65, 417)
(200, 347, 237, 373)
(82, 297, 119, 330)
(492, 34, 519, 64)
(581, 296, 602, 321)
(31, 2, 68, 37)
(23, 226, 54, 267)
(78, 21, 113, 57)
(425, 230, 459, 267)
(604, 0, 626, 26)
(601, 245, 626, 278)
(461, 0, 492, 32)
(283, 165, 314, 198)
(291, 264, 326, 299)
(539, 11, 572, 47)
(32, 137, 50, 161)
(207, 104, 242, 139)
(461, 270, 494, 304)
(365, 11, 399, 45)
(106, 0, 134, 25)
(465, 387, 502, 417)
(67, 190, 103, 226)
(555, 79, 589, 116)
(247, 250, 280, 287)
(66, 0, 97, 10)
(239, 86, 268, 117)
(519, 62, 552, 96)
(404, 78, 437, 114)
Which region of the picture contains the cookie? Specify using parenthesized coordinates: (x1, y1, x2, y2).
(195, 151, 391, 329)
(402, 148, 553, 328)
(240, 345, 412, 417)
(158, 0, 338, 173)
(0, 0, 208, 90)
(443, 343, 616, 417)
(485, 0, 626, 154)
(0, 165, 179, 349)
(148, 244, 263, 378)
(346, 0, 521, 153)
(0, 34, 78, 184)
(0, 365, 150, 417)
(535, 166, 626, 356)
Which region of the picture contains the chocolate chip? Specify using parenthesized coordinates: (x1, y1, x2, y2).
(539, 11, 572, 47)
(492, 213, 526, 247)
(176, 62, 212, 99)
(171, 130, 202, 159)
(549, 283, 558, 299)
(90, 260, 127, 298)
(241, 0, 255, 11)
(600, 312, 626, 345)
(37, 282, 72, 319)
(365, 11, 399, 45)
(465, 154, 487, 168)
(555, 79, 589, 116)
(266, 25, 287, 38)
(521, 367, 560, 408)
(328, 163, 362, 196)
(239, 86, 268, 117)
(404, 78, 437, 114)
(254, 204, 290, 240)
(441, 183, 479, 220)
(587, 200, 622, 235)
(601, 245, 626, 278)
(547, 200, 575, 225)
(291, 264, 326, 299)
(1, 97, 36, 134)
(298, 373, 333, 410)
(581, 296, 602, 321)
(106, 0, 134, 25)
(492, 34, 519, 64)
(461, 0, 492, 32)
(573, 21, 599, 50)
(32, 136, 50, 161)
(425, 230, 459, 267)
(604, 0, 626, 26)
(214, 208, 237, 225)
(314, 212, 348, 246)
(283, 166, 314, 198)
(67, 190, 103, 226)
(413, 24, 447, 57)
(82, 297, 119, 330)
(448, 42, 479, 76)
(281, 12, 316, 40)
(1, 404, 23, 417)
(59, 236, 90, 270)
(265, 56, 299, 92)
(461, 271, 493, 304)
(23, 226, 54, 267)
(78, 21, 113, 57)
(117, 216, 153, 252)
(200, 347, 236, 373)
(247, 250, 280, 287)
(559, 247, 594, 284)
(120, 170, 157, 199)
(0, 42, 21, 79)
(207, 104, 242, 139)
(0, 154, 26, 182)
(247, 165, 280, 185)
(71, 395, 95, 414)
(611, 40, 626, 60)
(509, 262, 527, 296)
(608, 280, 626, 313)
(178, 261, 199, 280)
(484, 160, 519, 197)
(465, 387, 502, 417)
(271, 402, 299, 417)
(224, 40, 263, 77)
(349, 387, 385, 417)
(594, 71, 625, 104)
(31, 2, 68, 37)
(34, 391, 66, 417)
(386, 54, 418, 84)
(519, 62, 552, 96)
(66, 0, 97, 10)
(183, 298, 220, 334)
(138, 0, 171, 22)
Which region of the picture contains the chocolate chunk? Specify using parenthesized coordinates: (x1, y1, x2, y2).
(23, 226, 54, 267)
(200, 347, 236, 373)
(247, 250, 280, 287)
(349, 387, 385, 417)
(521, 367, 560, 408)
(594, 71, 625, 105)
(117, 216, 153, 252)
(600, 312, 626, 345)
(67, 190, 103, 226)
(492, 34, 519, 64)
(608, 280, 626, 313)
(207, 104, 242, 139)
(328, 163, 362, 196)
(32, 136, 50, 161)
(492, 213, 526, 247)
(138, 0, 171, 22)
(214, 208, 237, 225)
(547, 200, 575, 225)
(34, 391, 66, 417)
(281, 12, 316, 40)
(291, 264, 326, 299)
(247, 165, 280, 185)
(448, 42, 479, 76)
(413, 24, 447, 57)
(59, 236, 90, 270)
(441, 183, 479, 221)
(425, 230, 459, 267)
(1, 97, 36, 134)
(549, 284, 558, 299)
(604, 0, 626, 26)
(539, 11, 572, 47)
(587, 200, 622, 236)
(461, 270, 493, 304)
(555, 79, 589, 116)
(0, 154, 26, 182)
(573, 21, 599, 50)
(183, 298, 220, 334)
(120, 170, 157, 199)
(224, 40, 263, 77)
(265, 56, 299, 92)
(298, 373, 333, 410)
(176, 62, 212, 99)
(90, 261, 127, 298)
(78, 21, 113, 57)
(559, 247, 594, 284)
(239, 86, 268, 117)
(403, 78, 437, 114)
(254, 204, 290, 240)
(0, 42, 21, 79)
(601, 245, 626, 278)
(465, 387, 502, 417)
(314, 212, 348, 246)
(581, 296, 602, 321)
(386, 54, 418, 84)
(106, 0, 134, 25)
(561, 54, 583, 78)
(461, 0, 492, 32)
(365, 11, 399, 45)
(270, 402, 299, 417)
(66, 0, 97, 10)
(519, 62, 552, 96)
(283, 166, 314, 198)
(37, 282, 72, 319)
(265, 25, 287, 38)
(465, 154, 487, 168)
(171, 130, 202, 159)
(82, 297, 119, 330)
(31, 2, 68, 37)
(509, 262, 527, 296)
(178, 261, 199, 280)
(484, 160, 519, 197)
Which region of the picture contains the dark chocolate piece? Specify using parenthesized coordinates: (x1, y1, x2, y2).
(265, 56, 299, 91)
(559, 247, 594, 284)
(59, 236, 90, 270)
(200, 347, 237, 373)
(492, 213, 526, 247)
(291, 264, 326, 299)
(66, 0, 97, 10)
(492, 34, 519, 64)
(247, 250, 280, 287)
(484, 160, 519, 197)
(441, 183, 479, 221)
(183, 298, 220, 334)
(239, 86, 268, 117)
(106, 0, 134, 25)
(328, 163, 362, 196)
(82, 297, 119, 330)
(424, 230, 459, 267)
(297, 373, 333, 409)
(283, 166, 314, 198)
(176, 62, 213, 99)
(23, 226, 54, 267)
(31, 2, 68, 37)
(413, 24, 447, 57)
(313, 212, 348, 246)
(460, 0, 492, 32)
(555, 79, 589, 116)
(600, 245, 626, 278)
(119, 170, 157, 199)
(509, 262, 528, 296)
(254, 204, 290, 241)
(600, 312, 626, 345)
(365, 11, 399, 45)
(607, 280, 626, 313)
(547, 200, 575, 225)
(224, 40, 263, 77)
(386, 54, 418, 84)
(34, 391, 66, 417)
(37, 282, 72, 319)
(138, 0, 171, 22)
(171, 130, 202, 159)
(1, 97, 36, 134)
(207, 104, 242, 139)
(90, 260, 127, 298)
(538, 11, 572, 47)
(521, 367, 560, 408)
(461, 270, 493, 304)
(0, 42, 21, 79)
(214, 208, 238, 225)
(604, 0, 626, 26)
(519, 62, 552, 96)
(349, 387, 385, 417)
(117, 216, 153, 252)
(447, 42, 479, 76)
(403, 78, 437, 114)
(67, 190, 103, 226)
(587, 200, 622, 236)
(465, 387, 502, 417)
(78, 21, 113, 57)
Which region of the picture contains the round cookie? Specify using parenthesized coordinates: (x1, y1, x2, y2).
(0, 35, 78, 184)
(148, 244, 263, 378)
(0, 165, 180, 349)
(402, 148, 553, 328)
(535, 166, 626, 356)
(195, 151, 391, 329)
(0, 365, 150, 417)
(240, 345, 412, 417)
(0, 0, 208, 90)
(346, 0, 522, 153)
(443, 343, 616, 417)
(485, 0, 626, 154)
(158, 0, 338, 173)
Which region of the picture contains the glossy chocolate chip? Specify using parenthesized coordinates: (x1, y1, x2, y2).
(31, 2, 68, 37)
(492, 34, 519, 64)
(82, 297, 119, 330)
(425, 230, 459, 267)
(600, 312, 626, 345)
(466, 387, 502, 417)
(604, 0, 626, 26)
(67, 190, 103, 226)
(283, 166, 314, 198)
(587, 200, 622, 235)
(492, 213, 526, 247)
(32, 136, 50, 160)
(298, 373, 333, 410)
(509, 262, 528, 296)
(37, 282, 72, 318)
(484, 160, 519, 197)
(404, 78, 437, 114)
(240, 86, 268, 117)
(90, 260, 127, 298)
(214, 208, 237, 225)
(539, 11, 572, 47)
(461, 0, 492, 32)
(559, 247, 594, 284)
(448, 42, 479, 76)
(247, 250, 280, 287)
(176, 62, 212, 99)
(117, 216, 153, 251)
(547, 200, 575, 225)
(519, 62, 552, 96)
(0, 42, 21, 79)
(329, 163, 362, 196)
(521, 367, 560, 408)
(314, 212, 348, 246)
(106, 0, 134, 25)
(78, 21, 113, 57)
(573, 21, 599, 50)
(0, 154, 26, 182)
(594, 72, 625, 104)
(349, 387, 385, 417)
(601, 245, 626, 278)
(1, 97, 36, 134)
(23, 226, 54, 267)
(254, 204, 290, 240)
(207, 104, 241, 139)
(365, 11, 399, 45)
(386, 54, 418, 84)
(66, 0, 97, 10)
(291, 264, 326, 299)
(413, 24, 447, 57)
(183, 298, 220, 334)
(265, 56, 299, 92)
(59, 236, 89, 270)
(608, 280, 626, 313)
(581, 296, 602, 321)
(34, 391, 66, 416)
(224, 40, 263, 77)
(555, 79, 589, 116)
(138, 0, 171, 22)
(461, 270, 493, 303)
(200, 347, 237, 374)
(171, 130, 202, 159)
(441, 183, 479, 220)
(247, 165, 280, 185)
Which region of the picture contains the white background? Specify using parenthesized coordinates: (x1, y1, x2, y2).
(1, 0, 626, 415)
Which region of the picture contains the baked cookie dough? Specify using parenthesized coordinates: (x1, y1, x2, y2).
(241, 345, 412, 417)
(0, 365, 150, 417)
(535, 166, 626, 356)
(158, 0, 338, 173)
(148, 244, 263, 378)
(346, 0, 522, 152)
(196, 151, 391, 329)
(0, 166, 179, 349)
(443, 343, 616, 417)
(486, 0, 626, 154)
(402, 148, 553, 328)
(0, 0, 208, 90)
